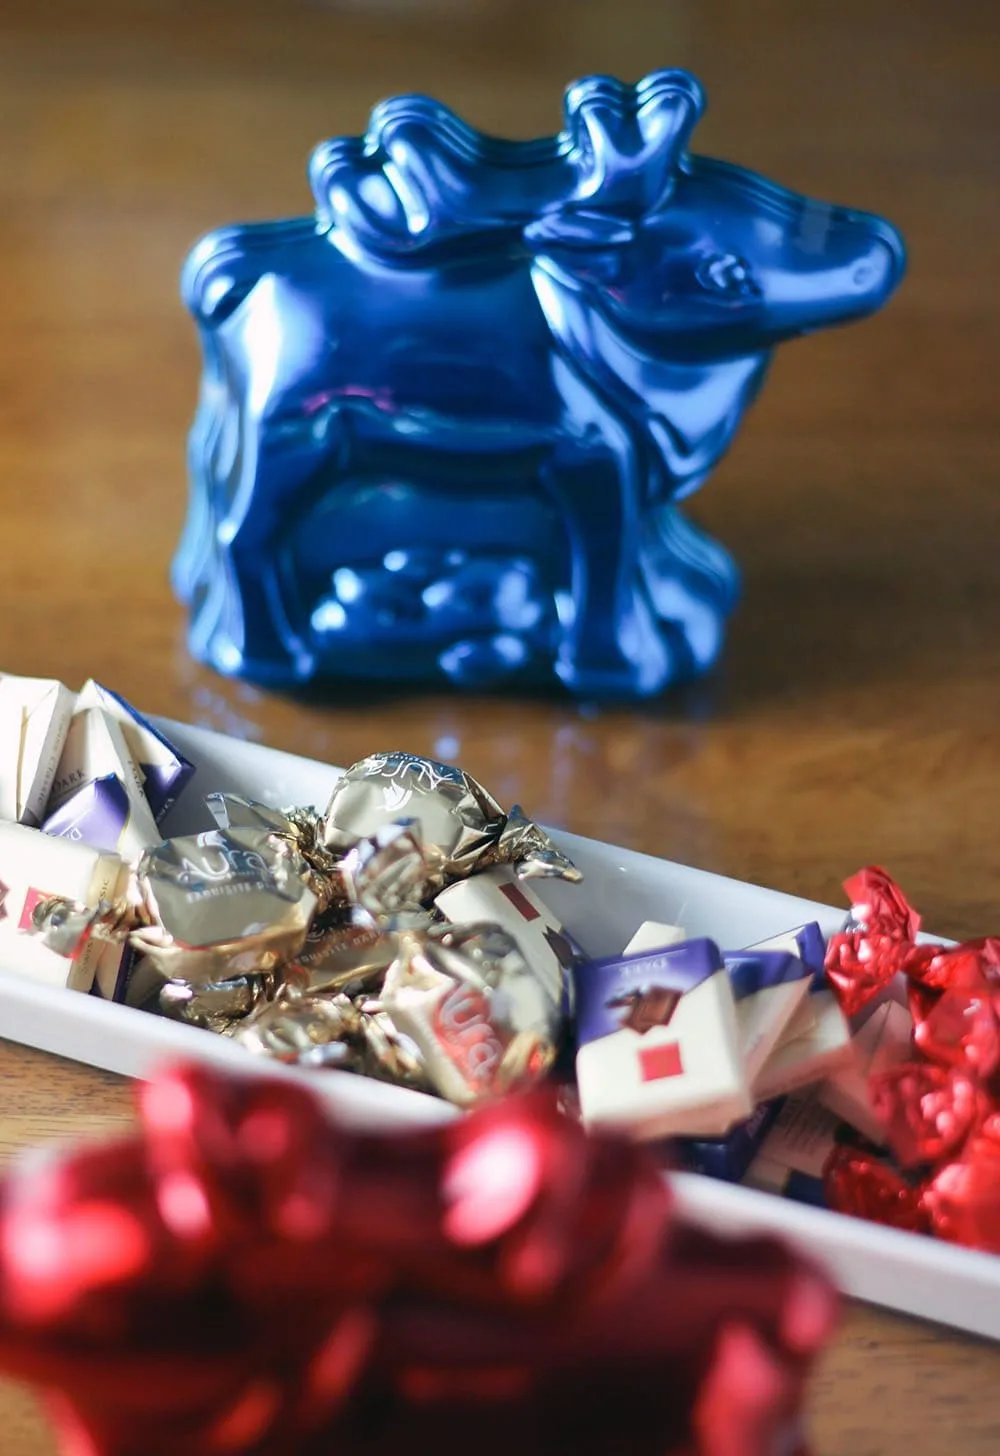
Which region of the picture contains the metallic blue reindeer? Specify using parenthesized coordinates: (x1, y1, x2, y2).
(176, 70, 904, 699)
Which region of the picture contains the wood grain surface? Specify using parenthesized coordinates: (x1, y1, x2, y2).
(0, 1, 998, 1450)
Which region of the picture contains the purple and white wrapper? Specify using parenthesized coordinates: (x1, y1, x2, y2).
(75, 681, 194, 823)
(44, 705, 161, 863)
(818, 999, 913, 1144)
(724, 947, 812, 1086)
(573, 938, 751, 1141)
(0, 675, 75, 827)
(748, 924, 853, 1101)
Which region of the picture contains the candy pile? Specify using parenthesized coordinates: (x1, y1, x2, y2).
(0, 673, 996, 1257)
(0, 1062, 838, 1456)
(0, 674, 194, 997)
(0, 673, 580, 1106)
(822, 867, 1000, 1253)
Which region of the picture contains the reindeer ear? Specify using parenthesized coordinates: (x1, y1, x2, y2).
(524, 209, 635, 252)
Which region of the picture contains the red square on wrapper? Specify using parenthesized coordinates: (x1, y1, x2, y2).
(639, 1041, 685, 1082)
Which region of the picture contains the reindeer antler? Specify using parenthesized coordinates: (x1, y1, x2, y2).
(565, 70, 705, 215)
(310, 71, 706, 255)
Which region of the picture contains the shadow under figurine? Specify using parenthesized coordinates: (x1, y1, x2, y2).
(176, 69, 905, 700)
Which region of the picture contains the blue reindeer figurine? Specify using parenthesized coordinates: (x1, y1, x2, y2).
(176, 70, 904, 699)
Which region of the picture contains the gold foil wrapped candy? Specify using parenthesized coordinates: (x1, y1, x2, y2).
(291, 907, 429, 997)
(208, 793, 451, 916)
(228, 917, 564, 1108)
(232, 979, 430, 1088)
(134, 828, 318, 981)
(26, 748, 583, 1112)
(206, 793, 344, 912)
(322, 751, 581, 886)
(32, 825, 317, 985)
(369, 921, 563, 1107)
(158, 973, 273, 1033)
(232, 984, 370, 1070)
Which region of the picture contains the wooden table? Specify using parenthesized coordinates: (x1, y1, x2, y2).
(1, 0, 998, 1449)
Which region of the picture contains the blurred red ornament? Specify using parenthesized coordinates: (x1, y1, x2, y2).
(0, 1063, 836, 1456)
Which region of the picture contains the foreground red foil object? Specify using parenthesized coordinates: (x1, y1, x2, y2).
(824, 867, 1000, 1253)
(0, 1064, 836, 1456)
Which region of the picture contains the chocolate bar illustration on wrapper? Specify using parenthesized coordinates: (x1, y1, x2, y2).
(573, 937, 751, 1141)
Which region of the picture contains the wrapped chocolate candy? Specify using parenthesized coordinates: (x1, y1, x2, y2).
(232, 983, 370, 1069)
(371, 921, 564, 1106)
(322, 750, 581, 887)
(744, 1093, 844, 1207)
(158, 972, 274, 1032)
(824, 866, 921, 1017)
(291, 900, 437, 998)
(206, 792, 345, 912)
(337, 818, 449, 915)
(208, 792, 454, 918)
(726, 926, 821, 1088)
(679, 1097, 786, 1183)
(823, 866, 1000, 1252)
(43, 701, 161, 862)
(751, 989, 853, 1102)
(232, 978, 431, 1087)
(0, 673, 75, 826)
(0, 820, 129, 994)
(818, 999, 913, 1144)
(752, 924, 852, 1103)
(129, 825, 318, 983)
(74, 679, 194, 823)
(32, 824, 318, 986)
(574, 937, 751, 1140)
(207, 801, 447, 989)
(435, 864, 581, 1010)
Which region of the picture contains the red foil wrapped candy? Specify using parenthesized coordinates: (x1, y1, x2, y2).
(0, 1063, 837, 1456)
(824, 866, 1000, 1252)
(823, 865, 921, 1017)
(869, 1062, 984, 1169)
(925, 1126, 1000, 1253)
(823, 1147, 931, 1236)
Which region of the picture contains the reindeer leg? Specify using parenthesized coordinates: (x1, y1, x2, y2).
(194, 409, 360, 686)
(545, 428, 673, 699)
(638, 502, 741, 678)
(181, 526, 315, 687)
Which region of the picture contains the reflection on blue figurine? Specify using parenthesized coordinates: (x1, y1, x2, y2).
(176, 70, 904, 698)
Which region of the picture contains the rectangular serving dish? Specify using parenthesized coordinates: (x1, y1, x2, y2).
(1, 718, 997, 1340)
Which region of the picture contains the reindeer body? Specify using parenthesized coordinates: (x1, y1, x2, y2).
(177, 72, 903, 697)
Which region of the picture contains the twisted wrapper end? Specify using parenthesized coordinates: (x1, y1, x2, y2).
(493, 805, 583, 883)
(31, 890, 143, 960)
(206, 793, 347, 914)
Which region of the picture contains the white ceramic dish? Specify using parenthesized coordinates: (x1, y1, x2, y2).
(0, 719, 996, 1340)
